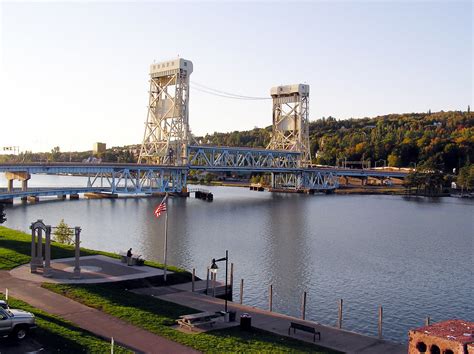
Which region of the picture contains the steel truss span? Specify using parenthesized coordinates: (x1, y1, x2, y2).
(0, 164, 188, 200)
(188, 145, 301, 172)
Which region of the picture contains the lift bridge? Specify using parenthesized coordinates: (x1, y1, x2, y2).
(0, 58, 407, 201)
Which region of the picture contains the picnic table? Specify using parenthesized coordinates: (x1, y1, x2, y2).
(177, 312, 217, 331)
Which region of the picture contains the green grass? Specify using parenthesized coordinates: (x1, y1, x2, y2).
(43, 283, 342, 353)
(0, 295, 130, 353)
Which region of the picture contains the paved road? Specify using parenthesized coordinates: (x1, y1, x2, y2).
(0, 271, 198, 354)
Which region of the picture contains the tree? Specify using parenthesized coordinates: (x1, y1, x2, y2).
(53, 219, 74, 245)
(457, 164, 474, 192)
(387, 153, 401, 167)
(0, 205, 6, 224)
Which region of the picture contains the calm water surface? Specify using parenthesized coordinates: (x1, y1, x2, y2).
(3, 175, 473, 343)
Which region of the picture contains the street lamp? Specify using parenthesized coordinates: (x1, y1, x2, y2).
(210, 250, 229, 313)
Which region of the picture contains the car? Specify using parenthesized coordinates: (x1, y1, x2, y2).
(0, 307, 36, 340)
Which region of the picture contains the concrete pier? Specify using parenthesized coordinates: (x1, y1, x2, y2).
(84, 192, 118, 199)
(156, 290, 406, 354)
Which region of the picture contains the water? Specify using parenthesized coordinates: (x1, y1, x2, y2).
(2, 175, 473, 343)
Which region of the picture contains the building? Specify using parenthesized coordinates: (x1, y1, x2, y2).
(408, 319, 474, 354)
(93, 142, 106, 155)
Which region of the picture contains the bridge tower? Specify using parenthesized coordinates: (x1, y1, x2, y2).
(139, 58, 193, 165)
(266, 84, 311, 166)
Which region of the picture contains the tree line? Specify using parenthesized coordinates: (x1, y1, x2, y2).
(196, 110, 473, 173)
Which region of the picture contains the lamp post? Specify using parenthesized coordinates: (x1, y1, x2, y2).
(210, 250, 229, 313)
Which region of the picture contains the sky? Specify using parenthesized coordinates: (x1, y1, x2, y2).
(0, 0, 472, 153)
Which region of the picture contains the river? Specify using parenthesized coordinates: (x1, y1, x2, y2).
(2, 175, 473, 343)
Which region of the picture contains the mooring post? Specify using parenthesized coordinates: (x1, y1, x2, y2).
(240, 279, 244, 304)
(378, 305, 383, 339)
(230, 262, 234, 295)
(205, 266, 210, 295)
(192, 268, 195, 292)
(425, 316, 431, 326)
(269, 284, 273, 312)
(338, 299, 343, 329)
(302, 291, 307, 320)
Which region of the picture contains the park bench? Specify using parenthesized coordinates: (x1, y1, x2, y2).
(288, 322, 321, 342)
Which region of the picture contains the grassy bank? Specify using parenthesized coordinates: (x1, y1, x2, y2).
(43, 283, 341, 353)
(0, 295, 130, 353)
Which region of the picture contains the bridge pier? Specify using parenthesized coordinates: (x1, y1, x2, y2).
(27, 196, 39, 203)
(5, 171, 31, 192)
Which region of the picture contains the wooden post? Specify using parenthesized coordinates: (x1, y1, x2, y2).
(425, 316, 431, 326)
(378, 305, 383, 339)
(301, 291, 307, 320)
(5, 288, 8, 301)
(338, 299, 343, 329)
(230, 262, 234, 295)
(240, 279, 244, 304)
(205, 267, 210, 295)
(111, 337, 114, 354)
(269, 284, 273, 312)
(192, 268, 195, 292)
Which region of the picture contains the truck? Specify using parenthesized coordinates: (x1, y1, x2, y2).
(0, 305, 36, 340)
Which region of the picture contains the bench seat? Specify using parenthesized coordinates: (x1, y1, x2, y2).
(288, 321, 321, 342)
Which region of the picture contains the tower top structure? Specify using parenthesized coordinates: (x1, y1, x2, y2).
(150, 58, 193, 77)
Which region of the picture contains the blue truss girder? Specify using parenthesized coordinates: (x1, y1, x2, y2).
(188, 145, 301, 171)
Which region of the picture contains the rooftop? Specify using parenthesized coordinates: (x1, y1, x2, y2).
(412, 319, 474, 344)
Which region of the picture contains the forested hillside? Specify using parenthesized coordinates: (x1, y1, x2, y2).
(198, 110, 473, 172)
(2, 110, 472, 173)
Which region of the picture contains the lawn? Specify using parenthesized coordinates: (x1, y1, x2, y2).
(43, 283, 342, 353)
(0, 295, 130, 353)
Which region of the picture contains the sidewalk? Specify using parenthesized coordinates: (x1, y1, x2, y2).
(156, 289, 407, 354)
(0, 271, 198, 354)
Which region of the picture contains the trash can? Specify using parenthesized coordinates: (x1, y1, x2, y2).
(240, 313, 252, 330)
(228, 311, 236, 322)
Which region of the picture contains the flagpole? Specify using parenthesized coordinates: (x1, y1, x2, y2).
(163, 194, 168, 282)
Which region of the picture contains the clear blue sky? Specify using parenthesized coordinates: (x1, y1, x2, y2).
(0, 1, 472, 152)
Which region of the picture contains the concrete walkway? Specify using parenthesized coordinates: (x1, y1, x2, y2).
(0, 271, 197, 354)
(10, 255, 170, 284)
(156, 289, 407, 354)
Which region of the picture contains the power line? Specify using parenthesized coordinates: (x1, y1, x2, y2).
(191, 81, 271, 100)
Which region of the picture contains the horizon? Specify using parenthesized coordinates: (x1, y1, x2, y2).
(0, 1, 472, 153)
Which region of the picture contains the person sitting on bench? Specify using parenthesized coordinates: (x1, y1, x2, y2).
(127, 248, 133, 266)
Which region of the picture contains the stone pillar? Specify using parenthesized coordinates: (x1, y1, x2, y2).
(21, 180, 28, 191)
(7, 179, 13, 192)
(43, 225, 52, 277)
(37, 229, 43, 266)
(30, 228, 37, 273)
(73, 227, 81, 279)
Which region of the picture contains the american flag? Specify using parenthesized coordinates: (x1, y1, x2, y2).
(154, 195, 168, 218)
